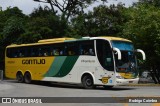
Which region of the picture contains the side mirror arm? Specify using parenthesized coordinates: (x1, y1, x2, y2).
(113, 47, 121, 60)
(136, 49, 146, 60)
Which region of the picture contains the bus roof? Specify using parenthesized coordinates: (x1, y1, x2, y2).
(6, 36, 132, 48)
(38, 38, 75, 43)
(96, 36, 132, 42)
(6, 38, 76, 48)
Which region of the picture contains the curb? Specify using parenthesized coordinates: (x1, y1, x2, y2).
(125, 84, 160, 86)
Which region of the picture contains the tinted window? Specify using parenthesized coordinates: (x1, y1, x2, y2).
(78, 40, 95, 56)
(6, 40, 95, 58)
(96, 39, 114, 71)
(111, 41, 134, 51)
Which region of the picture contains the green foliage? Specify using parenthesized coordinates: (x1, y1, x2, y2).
(71, 3, 126, 37)
(26, 6, 69, 40)
(30, 6, 56, 18)
(0, 7, 26, 70)
(138, 0, 160, 7)
(0, 11, 7, 33)
(4, 7, 25, 18)
(33, 0, 108, 20)
(2, 17, 25, 40)
(121, 4, 160, 70)
(16, 32, 42, 44)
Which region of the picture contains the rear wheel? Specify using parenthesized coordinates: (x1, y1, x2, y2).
(82, 75, 94, 89)
(16, 72, 24, 83)
(24, 72, 32, 84)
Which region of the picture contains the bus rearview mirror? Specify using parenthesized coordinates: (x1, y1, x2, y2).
(136, 49, 146, 60)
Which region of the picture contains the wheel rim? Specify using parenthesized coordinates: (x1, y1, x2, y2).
(17, 73, 23, 82)
(86, 78, 92, 86)
(25, 73, 31, 83)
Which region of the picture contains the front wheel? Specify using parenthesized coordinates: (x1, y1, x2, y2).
(24, 72, 32, 84)
(82, 75, 94, 89)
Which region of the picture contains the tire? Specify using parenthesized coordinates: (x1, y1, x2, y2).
(16, 72, 24, 83)
(82, 75, 94, 89)
(103, 85, 113, 89)
(24, 72, 32, 84)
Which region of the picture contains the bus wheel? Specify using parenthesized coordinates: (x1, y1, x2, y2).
(16, 72, 24, 83)
(82, 75, 94, 89)
(103, 85, 113, 89)
(24, 72, 32, 84)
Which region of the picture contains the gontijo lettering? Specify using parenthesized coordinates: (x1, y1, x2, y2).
(22, 59, 45, 64)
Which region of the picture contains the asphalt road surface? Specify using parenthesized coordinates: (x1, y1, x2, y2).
(0, 80, 160, 106)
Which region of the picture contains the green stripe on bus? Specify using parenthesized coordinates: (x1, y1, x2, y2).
(44, 56, 67, 77)
(54, 56, 79, 77)
(44, 56, 79, 77)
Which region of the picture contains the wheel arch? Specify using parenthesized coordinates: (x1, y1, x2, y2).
(24, 70, 31, 74)
(16, 70, 23, 76)
(81, 71, 95, 84)
(24, 70, 32, 77)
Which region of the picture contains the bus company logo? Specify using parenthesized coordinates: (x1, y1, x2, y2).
(22, 59, 45, 64)
(99, 76, 111, 84)
(2, 98, 11, 103)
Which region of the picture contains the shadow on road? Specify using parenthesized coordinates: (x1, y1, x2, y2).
(4, 80, 137, 91)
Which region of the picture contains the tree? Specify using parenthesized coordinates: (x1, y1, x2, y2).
(33, 0, 108, 20)
(17, 6, 70, 43)
(2, 16, 25, 45)
(70, 3, 126, 37)
(0, 7, 26, 71)
(121, 4, 160, 83)
(138, 0, 160, 7)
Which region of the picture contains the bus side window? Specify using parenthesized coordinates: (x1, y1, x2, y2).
(78, 40, 95, 56)
(7, 48, 18, 58)
(51, 43, 65, 56)
(14, 52, 18, 57)
(66, 42, 78, 56)
(19, 52, 23, 57)
(40, 46, 50, 56)
(31, 47, 39, 57)
(83, 49, 89, 55)
(60, 50, 63, 55)
(89, 48, 94, 55)
(19, 48, 26, 57)
(53, 49, 59, 55)
(44, 52, 48, 56)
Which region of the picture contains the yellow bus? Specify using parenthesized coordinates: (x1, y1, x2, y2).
(5, 37, 146, 89)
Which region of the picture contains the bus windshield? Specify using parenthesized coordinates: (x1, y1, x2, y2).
(112, 41, 137, 73)
(112, 41, 134, 51)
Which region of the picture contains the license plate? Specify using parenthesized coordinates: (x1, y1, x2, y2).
(129, 81, 133, 83)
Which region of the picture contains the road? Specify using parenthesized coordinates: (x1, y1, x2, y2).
(0, 80, 160, 106)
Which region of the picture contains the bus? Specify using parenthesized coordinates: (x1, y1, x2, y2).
(5, 36, 146, 89)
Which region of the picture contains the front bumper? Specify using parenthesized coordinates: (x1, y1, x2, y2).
(115, 78, 139, 85)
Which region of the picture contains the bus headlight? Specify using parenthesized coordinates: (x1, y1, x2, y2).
(116, 76, 124, 79)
